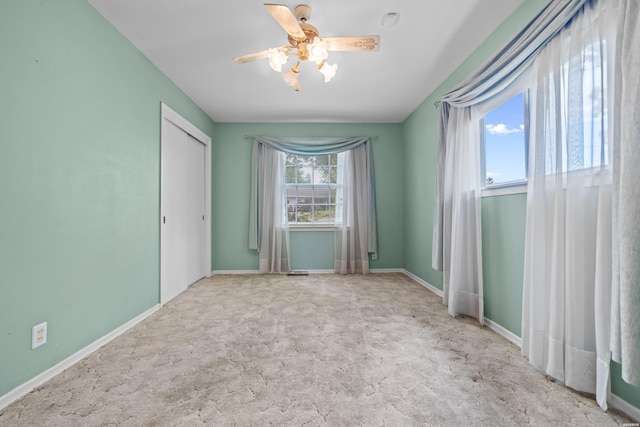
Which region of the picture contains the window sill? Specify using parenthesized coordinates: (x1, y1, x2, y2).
(482, 182, 527, 197)
(288, 224, 339, 232)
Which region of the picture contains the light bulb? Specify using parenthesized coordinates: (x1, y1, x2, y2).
(267, 48, 288, 72)
(307, 37, 328, 65)
(318, 62, 337, 83)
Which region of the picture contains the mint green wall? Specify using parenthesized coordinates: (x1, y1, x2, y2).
(402, 0, 638, 411)
(0, 1, 215, 397)
(481, 193, 527, 336)
(211, 123, 403, 272)
(290, 232, 335, 271)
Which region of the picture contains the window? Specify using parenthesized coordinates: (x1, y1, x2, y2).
(285, 153, 342, 224)
(481, 92, 528, 187)
(551, 41, 608, 173)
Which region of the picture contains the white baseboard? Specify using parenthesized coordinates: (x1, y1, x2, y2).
(211, 270, 260, 275)
(484, 318, 522, 347)
(212, 269, 405, 275)
(0, 304, 160, 411)
(370, 268, 405, 273)
(609, 393, 640, 422)
(402, 269, 444, 297)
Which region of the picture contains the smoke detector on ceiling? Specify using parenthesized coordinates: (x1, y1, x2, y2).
(382, 12, 399, 27)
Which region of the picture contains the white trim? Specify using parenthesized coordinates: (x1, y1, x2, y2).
(211, 270, 335, 275)
(161, 103, 210, 144)
(160, 103, 212, 305)
(212, 269, 409, 275)
(609, 393, 640, 422)
(484, 318, 522, 347)
(401, 269, 444, 297)
(211, 270, 260, 275)
(370, 268, 405, 273)
(289, 225, 339, 232)
(0, 304, 160, 411)
(482, 182, 528, 197)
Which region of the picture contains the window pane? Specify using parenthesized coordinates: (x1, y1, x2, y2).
(285, 166, 297, 184)
(329, 188, 337, 204)
(314, 155, 329, 166)
(296, 205, 312, 222)
(297, 167, 311, 184)
(298, 156, 312, 166)
(285, 153, 297, 166)
(313, 205, 334, 223)
(484, 92, 526, 185)
(314, 187, 330, 204)
(315, 167, 333, 184)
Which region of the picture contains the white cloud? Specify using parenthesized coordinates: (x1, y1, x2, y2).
(485, 123, 523, 135)
(486, 171, 501, 177)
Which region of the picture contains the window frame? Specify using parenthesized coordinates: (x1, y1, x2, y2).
(480, 89, 530, 197)
(285, 153, 341, 227)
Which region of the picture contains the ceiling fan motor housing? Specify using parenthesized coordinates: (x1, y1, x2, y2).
(288, 21, 320, 57)
(294, 4, 312, 22)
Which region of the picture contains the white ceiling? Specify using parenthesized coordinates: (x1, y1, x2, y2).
(88, 0, 525, 123)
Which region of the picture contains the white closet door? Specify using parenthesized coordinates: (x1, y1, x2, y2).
(161, 119, 206, 304)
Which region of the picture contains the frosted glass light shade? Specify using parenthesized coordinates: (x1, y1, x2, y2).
(307, 37, 328, 65)
(282, 66, 300, 90)
(268, 48, 288, 72)
(319, 62, 337, 83)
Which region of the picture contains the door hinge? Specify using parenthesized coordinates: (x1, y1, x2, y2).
(163, 216, 166, 224)
(202, 215, 205, 221)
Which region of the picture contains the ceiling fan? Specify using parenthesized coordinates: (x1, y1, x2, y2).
(233, 4, 380, 91)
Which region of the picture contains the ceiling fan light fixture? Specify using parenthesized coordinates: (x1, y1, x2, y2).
(318, 61, 338, 83)
(283, 64, 300, 90)
(267, 48, 289, 72)
(235, 4, 379, 91)
(307, 37, 328, 65)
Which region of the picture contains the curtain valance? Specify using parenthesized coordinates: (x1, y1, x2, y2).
(253, 136, 370, 155)
(440, 0, 588, 108)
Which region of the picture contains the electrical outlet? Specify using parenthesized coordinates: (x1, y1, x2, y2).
(32, 322, 47, 349)
(371, 252, 378, 260)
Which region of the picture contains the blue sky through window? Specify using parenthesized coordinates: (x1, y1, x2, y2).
(484, 92, 526, 184)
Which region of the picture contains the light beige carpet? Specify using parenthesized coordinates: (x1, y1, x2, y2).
(0, 273, 631, 426)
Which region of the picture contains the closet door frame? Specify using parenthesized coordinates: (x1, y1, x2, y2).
(160, 102, 211, 305)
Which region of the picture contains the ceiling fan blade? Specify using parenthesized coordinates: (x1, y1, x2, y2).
(233, 49, 270, 64)
(233, 46, 290, 64)
(323, 36, 380, 52)
(264, 4, 306, 42)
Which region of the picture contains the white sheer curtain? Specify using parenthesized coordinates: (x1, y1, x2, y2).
(610, 0, 640, 389)
(439, 106, 484, 321)
(249, 141, 290, 273)
(334, 143, 375, 274)
(521, 0, 617, 408)
(438, 79, 527, 322)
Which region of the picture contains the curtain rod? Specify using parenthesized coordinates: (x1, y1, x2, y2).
(244, 135, 379, 141)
